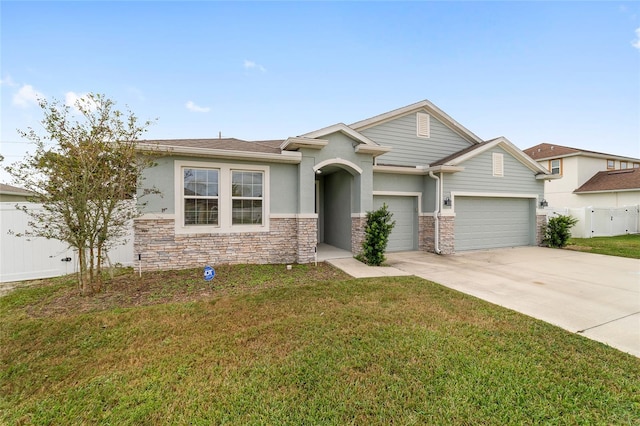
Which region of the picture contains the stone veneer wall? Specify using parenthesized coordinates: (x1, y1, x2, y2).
(419, 215, 434, 252)
(134, 217, 317, 271)
(536, 214, 547, 246)
(418, 215, 455, 254)
(438, 216, 456, 254)
(351, 216, 366, 257)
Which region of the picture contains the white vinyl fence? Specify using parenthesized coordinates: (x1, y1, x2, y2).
(1, 202, 133, 283)
(545, 205, 640, 238)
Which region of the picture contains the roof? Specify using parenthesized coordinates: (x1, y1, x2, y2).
(428, 137, 552, 176)
(0, 183, 32, 196)
(139, 138, 284, 154)
(574, 168, 640, 193)
(349, 99, 484, 144)
(525, 143, 640, 162)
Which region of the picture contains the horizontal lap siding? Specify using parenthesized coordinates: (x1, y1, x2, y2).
(361, 113, 472, 166)
(445, 147, 544, 197)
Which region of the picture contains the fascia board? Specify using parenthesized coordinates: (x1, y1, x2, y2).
(355, 144, 392, 157)
(137, 143, 302, 164)
(423, 165, 465, 173)
(451, 137, 551, 175)
(373, 165, 429, 175)
(536, 173, 563, 180)
(281, 137, 328, 150)
(302, 123, 379, 146)
(349, 100, 483, 144)
(574, 188, 640, 194)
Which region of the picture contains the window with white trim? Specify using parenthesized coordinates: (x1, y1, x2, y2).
(177, 161, 269, 233)
(183, 168, 219, 225)
(416, 112, 430, 138)
(492, 153, 504, 177)
(231, 170, 264, 225)
(550, 159, 561, 175)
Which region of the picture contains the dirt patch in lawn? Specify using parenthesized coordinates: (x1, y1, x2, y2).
(17, 263, 351, 318)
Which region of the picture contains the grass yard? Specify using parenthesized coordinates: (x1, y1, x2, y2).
(1, 264, 639, 425)
(567, 234, 640, 259)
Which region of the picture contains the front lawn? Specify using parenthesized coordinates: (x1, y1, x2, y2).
(567, 234, 640, 259)
(1, 265, 639, 425)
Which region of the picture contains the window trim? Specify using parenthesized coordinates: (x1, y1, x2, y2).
(175, 160, 270, 234)
(607, 159, 615, 170)
(549, 158, 562, 175)
(620, 161, 628, 169)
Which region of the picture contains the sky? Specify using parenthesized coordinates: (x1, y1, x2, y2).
(1, 1, 639, 184)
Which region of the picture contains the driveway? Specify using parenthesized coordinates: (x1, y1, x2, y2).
(385, 247, 640, 358)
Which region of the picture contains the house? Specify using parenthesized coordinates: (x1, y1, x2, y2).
(134, 100, 553, 271)
(0, 183, 33, 202)
(524, 143, 640, 208)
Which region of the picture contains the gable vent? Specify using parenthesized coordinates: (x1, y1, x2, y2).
(417, 112, 430, 138)
(493, 153, 504, 177)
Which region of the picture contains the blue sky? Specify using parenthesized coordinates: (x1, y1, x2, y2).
(1, 1, 639, 183)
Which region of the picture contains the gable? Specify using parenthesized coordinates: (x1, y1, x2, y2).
(359, 111, 474, 167)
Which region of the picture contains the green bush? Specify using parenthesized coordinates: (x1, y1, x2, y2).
(357, 203, 396, 266)
(544, 214, 579, 248)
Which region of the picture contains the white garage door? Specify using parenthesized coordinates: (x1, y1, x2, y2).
(455, 197, 533, 251)
(373, 196, 418, 252)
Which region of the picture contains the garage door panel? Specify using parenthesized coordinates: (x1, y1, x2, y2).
(455, 197, 532, 251)
(373, 196, 417, 252)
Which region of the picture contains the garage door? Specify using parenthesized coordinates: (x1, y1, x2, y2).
(455, 197, 532, 251)
(373, 196, 418, 252)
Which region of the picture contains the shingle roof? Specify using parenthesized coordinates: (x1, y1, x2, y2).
(429, 141, 490, 166)
(574, 168, 640, 193)
(139, 138, 284, 154)
(524, 143, 639, 161)
(0, 183, 32, 195)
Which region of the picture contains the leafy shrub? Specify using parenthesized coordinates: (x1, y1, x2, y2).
(543, 214, 578, 248)
(357, 203, 396, 266)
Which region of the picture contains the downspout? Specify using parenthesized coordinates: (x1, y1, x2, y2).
(428, 171, 442, 254)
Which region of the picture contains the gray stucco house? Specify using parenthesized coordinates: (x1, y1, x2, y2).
(135, 100, 553, 270)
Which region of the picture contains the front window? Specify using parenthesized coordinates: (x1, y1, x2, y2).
(183, 168, 219, 225)
(607, 159, 615, 169)
(620, 161, 628, 169)
(231, 171, 263, 225)
(550, 159, 561, 175)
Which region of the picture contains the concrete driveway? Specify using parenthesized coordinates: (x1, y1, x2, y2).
(385, 247, 640, 358)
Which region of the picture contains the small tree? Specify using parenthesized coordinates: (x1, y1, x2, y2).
(357, 203, 396, 266)
(543, 214, 578, 248)
(6, 93, 158, 295)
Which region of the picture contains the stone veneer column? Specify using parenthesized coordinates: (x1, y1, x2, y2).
(419, 215, 435, 252)
(536, 214, 547, 246)
(438, 216, 456, 255)
(351, 216, 366, 257)
(296, 217, 317, 264)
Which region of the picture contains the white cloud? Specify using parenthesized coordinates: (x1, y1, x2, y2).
(65, 92, 99, 114)
(633, 28, 640, 49)
(0, 74, 18, 87)
(243, 59, 266, 72)
(13, 84, 43, 108)
(185, 101, 210, 113)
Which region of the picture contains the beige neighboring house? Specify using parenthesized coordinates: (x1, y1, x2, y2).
(524, 143, 640, 209)
(0, 183, 33, 202)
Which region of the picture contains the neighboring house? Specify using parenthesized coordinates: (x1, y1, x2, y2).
(0, 183, 33, 202)
(524, 143, 640, 208)
(134, 100, 553, 271)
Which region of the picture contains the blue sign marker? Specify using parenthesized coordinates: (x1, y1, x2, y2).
(204, 265, 215, 281)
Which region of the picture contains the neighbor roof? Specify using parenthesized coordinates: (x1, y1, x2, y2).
(574, 168, 640, 193)
(525, 143, 640, 162)
(0, 183, 32, 196)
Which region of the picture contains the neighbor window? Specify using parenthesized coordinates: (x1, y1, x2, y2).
(620, 161, 628, 169)
(607, 159, 615, 169)
(183, 168, 219, 225)
(634, 163, 640, 169)
(231, 171, 264, 225)
(550, 159, 562, 175)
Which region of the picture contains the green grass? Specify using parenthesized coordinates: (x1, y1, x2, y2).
(1, 265, 639, 425)
(567, 234, 640, 259)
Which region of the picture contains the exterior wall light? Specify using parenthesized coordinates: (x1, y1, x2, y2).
(443, 197, 452, 206)
(540, 199, 548, 207)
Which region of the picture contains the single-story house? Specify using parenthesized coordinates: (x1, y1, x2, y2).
(134, 100, 554, 270)
(0, 183, 33, 202)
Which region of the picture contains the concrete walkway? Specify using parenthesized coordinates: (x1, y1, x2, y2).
(328, 247, 640, 358)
